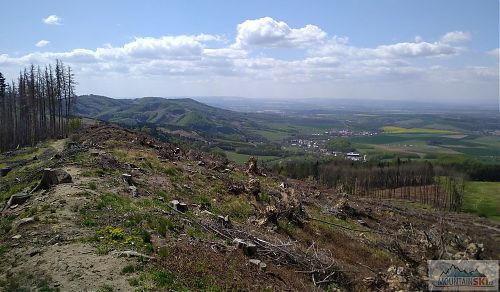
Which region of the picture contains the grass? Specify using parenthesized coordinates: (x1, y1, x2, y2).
(215, 196, 253, 223)
(462, 181, 500, 221)
(253, 129, 291, 142)
(352, 133, 498, 161)
(382, 126, 456, 134)
(224, 151, 279, 165)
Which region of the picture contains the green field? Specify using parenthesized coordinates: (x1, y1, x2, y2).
(224, 151, 279, 165)
(382, 126, 457, 134)
(462, 181, 500, 221)
(252, 129, 291, 142)
(352, 133, 498, 162)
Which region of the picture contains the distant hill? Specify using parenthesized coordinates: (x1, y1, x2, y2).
(75, 95, 264, 142)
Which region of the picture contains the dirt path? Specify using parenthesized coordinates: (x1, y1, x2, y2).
(1, 164, 135, 291)
(34, 243, 133, 291)
(51, 138, 69, 153)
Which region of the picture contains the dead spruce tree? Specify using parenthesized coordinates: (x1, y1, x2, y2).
(0, 60, 76, 151)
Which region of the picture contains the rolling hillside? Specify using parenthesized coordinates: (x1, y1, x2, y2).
(75, 95, 262, 141)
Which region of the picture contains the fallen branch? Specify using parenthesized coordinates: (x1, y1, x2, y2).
(111, 250, 156, 260)
(308, 217, 391, 235)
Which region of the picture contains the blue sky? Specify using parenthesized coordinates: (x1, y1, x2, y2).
(0, 0, 498, 104)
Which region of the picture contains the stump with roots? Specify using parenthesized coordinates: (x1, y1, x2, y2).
(2, 168, 72, 212)
(31, 168, 72, 193)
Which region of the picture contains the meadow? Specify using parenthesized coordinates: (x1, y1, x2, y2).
(352, 133, 498, 162)
(462, 181, 500, 221)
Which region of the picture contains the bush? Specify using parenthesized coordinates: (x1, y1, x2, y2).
(68, 117, 82, 133)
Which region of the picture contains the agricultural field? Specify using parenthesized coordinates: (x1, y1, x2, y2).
(462, 181, 500, 221)
(352, 133, 499, 162)
(381, 126, 457, 134)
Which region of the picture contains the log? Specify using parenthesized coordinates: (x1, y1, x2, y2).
(111, 250, 156, 260)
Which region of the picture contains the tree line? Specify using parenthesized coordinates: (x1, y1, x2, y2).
(0, 60, 76, 151)
(270, 158, 466, 211)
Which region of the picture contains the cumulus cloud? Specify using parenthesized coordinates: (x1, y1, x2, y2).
(0, 19, 496, 103)
(367, 41, 458, 58)
(440, 31, 471, 43)
(311, 34, 461, 59)
(43, 15, 62, 25)
(233, 17, 326, 48)
(35, 40, 50, 47)
(101, 35, 215, 59)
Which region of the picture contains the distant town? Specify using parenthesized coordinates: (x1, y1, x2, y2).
(289, 129, 378, 161)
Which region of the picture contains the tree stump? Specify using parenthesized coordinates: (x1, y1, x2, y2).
(243, 242, 257, 256)
(0, 167, 12, 177)
(170, 200, 188, 212)
(31, 168, 72, 193)
(122, 173, 134, 186)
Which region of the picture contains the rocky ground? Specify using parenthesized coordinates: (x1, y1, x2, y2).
(0, 124, 498, 291)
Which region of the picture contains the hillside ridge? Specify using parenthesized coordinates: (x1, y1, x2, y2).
(0, 123, 498, 291)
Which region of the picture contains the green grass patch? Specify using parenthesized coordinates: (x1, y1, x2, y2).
(151, 270, 184, 290)
(215, 196, 253, 223)
(462, 181, 500, 221)
(96, 193, 132, 211)
(224, 151, 279, 165)
(253, 129, 290, 142)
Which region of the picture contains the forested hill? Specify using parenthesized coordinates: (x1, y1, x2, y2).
(75, 95, 261, 140)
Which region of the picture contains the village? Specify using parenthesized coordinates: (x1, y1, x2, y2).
(288, 128, 377, 161)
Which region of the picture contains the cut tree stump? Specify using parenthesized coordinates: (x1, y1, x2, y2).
(0, 167, 12, 177)
(122, 173, 134, 186)
(31, 168, 72, 193)
(170, 200, 188, 213)
(233, 238, 257, 256)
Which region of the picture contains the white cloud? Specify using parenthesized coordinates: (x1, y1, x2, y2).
(368, 41, 458, 58)
(440, 31, 471, 43)
(35, 40, 50, 47)
(487, 48, 499, 59)
(42, 15, 62, 25)
(233, 17, 327, 48)
(0, 21, 496, 104)
(93, 34, 221, 60)
(312, 37, 460, 59)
